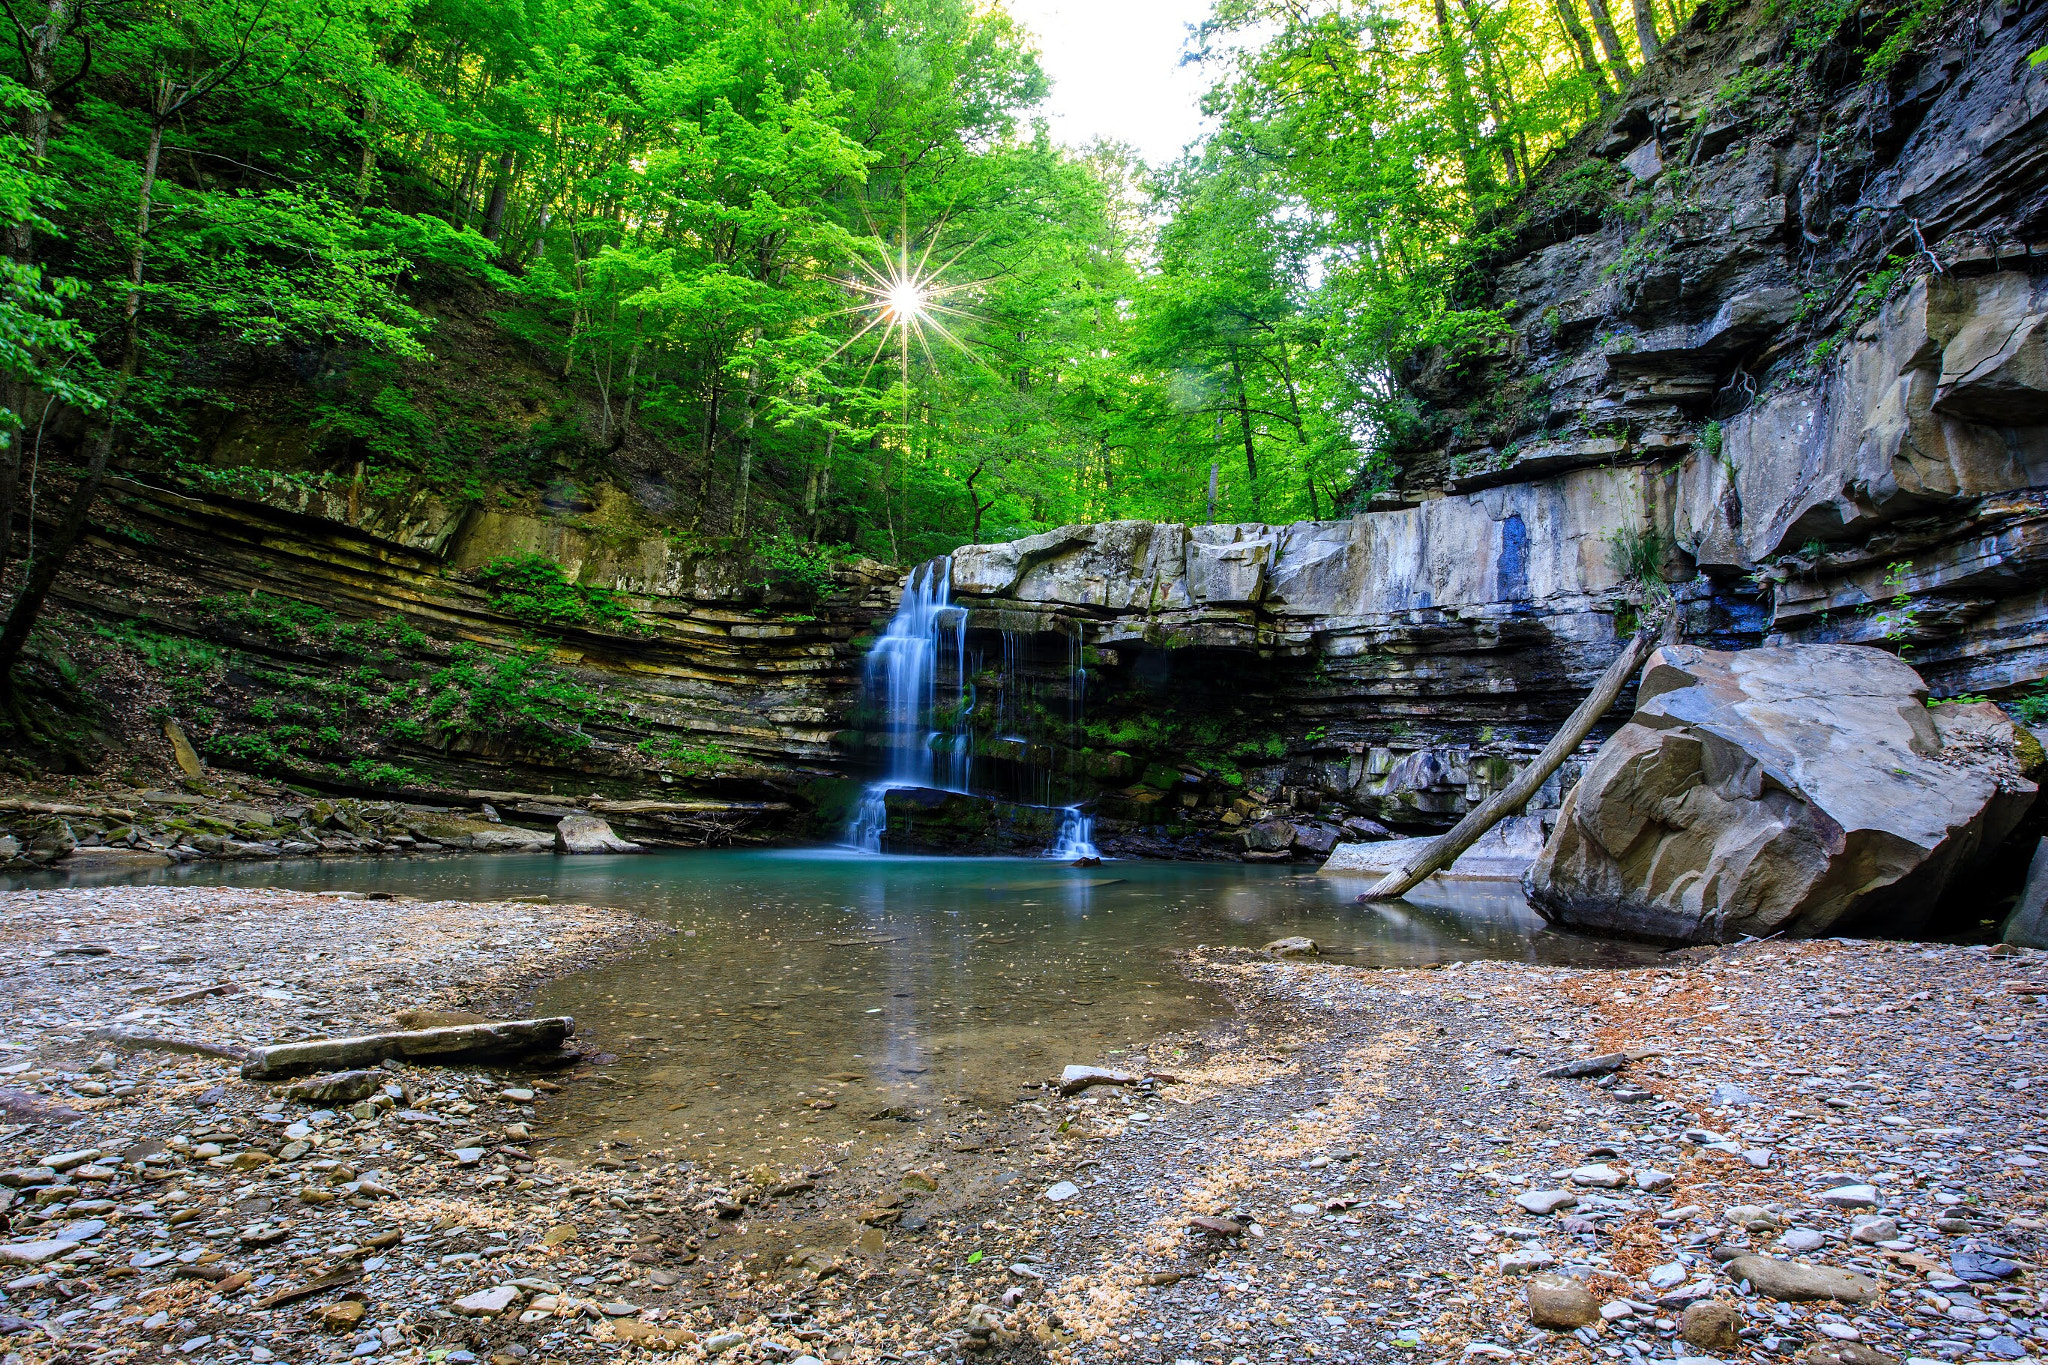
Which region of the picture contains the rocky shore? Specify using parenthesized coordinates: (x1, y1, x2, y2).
(0, 886, 2040, 1365)
(0, 773, 724, 873)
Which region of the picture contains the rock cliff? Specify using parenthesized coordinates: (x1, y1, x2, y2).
(36, 471, 894, 843)
(886, 0, 2048, 877)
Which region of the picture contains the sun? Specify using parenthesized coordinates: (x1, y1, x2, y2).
(829, 227, 983, 379)
(883, 278, 931, 325)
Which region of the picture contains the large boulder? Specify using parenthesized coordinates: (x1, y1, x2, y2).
(554, 814, 642, 855)
(1526, 643, 2038, 942)
(2001, 838, 2048, 950)
(408, 815, 553, 853)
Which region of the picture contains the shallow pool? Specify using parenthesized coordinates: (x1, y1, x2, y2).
(9, 848, 1654, 1167)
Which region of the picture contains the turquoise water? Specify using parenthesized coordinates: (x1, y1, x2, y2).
(15, 849, 1653, 1167)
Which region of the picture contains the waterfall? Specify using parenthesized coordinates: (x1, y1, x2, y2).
(847, 558, 973, 851)
(1045, 807, 1099, 861)
(847, 557, 1106, 859)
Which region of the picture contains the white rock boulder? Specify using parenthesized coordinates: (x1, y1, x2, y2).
(1526, 643, 2037, 942)
(554, 814, 642, 855)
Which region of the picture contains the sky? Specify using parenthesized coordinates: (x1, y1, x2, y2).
(999, 0, 1221, 167)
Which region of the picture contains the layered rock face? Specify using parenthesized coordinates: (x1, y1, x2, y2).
(930, 477, 1702, 857)
(910, 0, 2048, 865)
(58, 473, 894, 841)
(1526, 644, 2038, 942)
(1393, 0, 2047, 698)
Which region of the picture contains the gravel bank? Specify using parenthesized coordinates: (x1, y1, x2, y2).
(0, 890, 2039, 1365)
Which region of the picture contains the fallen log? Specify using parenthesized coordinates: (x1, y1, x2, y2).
(89, 1025, 247, 1061)
(1358, 627, 1659, 903)
(239, 1017, 575, 1080)
(1538, 1046, 1662, 1078)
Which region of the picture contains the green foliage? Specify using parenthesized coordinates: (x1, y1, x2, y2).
(93, 620, 225, 697)
(1699, 420, 1726, 467)
(1877, 560, 1920, 657)
(754, 534, 844, 598)
(2012, 684, 2048, 727)
(1807, 258, 1908, 372)
(473, 554, 642, 633)
(636, 735, 734, 775)
(344, 758, 425, 787)
(417, 646, 616, 752)
(1607, 528, 1669, 586)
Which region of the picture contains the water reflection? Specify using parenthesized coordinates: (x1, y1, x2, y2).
(4, 849, 1655, 1168)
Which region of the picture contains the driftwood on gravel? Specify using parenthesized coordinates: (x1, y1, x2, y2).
(89, 1024, 248, 1060)
(239, 1017, 576, 1079)
(1359, 627, 1660, 902)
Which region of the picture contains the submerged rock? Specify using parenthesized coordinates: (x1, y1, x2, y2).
(1526, 643, 2037, 942)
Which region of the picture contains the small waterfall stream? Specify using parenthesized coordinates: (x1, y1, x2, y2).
(848, 557, 1100, 858)
(847, 559, 973, 852)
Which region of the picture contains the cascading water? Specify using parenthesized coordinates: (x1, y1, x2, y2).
(848, 557, 1106, 859)
(847, 558, 974, 851)
(1045, 806, 1099, 861)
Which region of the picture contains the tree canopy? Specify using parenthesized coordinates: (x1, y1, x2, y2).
(0, 0, 1702, 578)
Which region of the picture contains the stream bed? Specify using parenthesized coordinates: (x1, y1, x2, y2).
(16, 848, 1657, 1167)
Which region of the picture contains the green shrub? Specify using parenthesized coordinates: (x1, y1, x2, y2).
(755, 533, 844, 598)
(636, 735, 734, 775)
(418, 645, 615, 751)
(473, 552, 643, 632)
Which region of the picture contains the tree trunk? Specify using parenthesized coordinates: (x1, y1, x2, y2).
(1228, 349, 1258, 519)
(1, 0, 84, 578)
(353, 89, 382, 208)
(806, 425, 835, 541)
(1584, 0, 1636, 84)
(1553, 0, 1617, 103)
(1432, 0, 1495, 199)
(692, 373, 720, 532)
(0, 119, 162, 687)
(732, 342, 761, 538)
(1458, 0, 1523, 186)
(1357, 627, 1658, 902)
(614, 336, 641, 446)
(1630, 0, 1661, 60)
(481, 147, 516, 242)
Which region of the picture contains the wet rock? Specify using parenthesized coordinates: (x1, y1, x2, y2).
(279, 1070, 382, 1104)
(1725, 1254, 1878, 1303)
(1681, 1300, 1745, 1353)
(1527, 644, 2037, 942)
(555, 814, 641, 855)
(407, 815, 551, 853)
(1526, 1272, 1600, 1328)
(1261, 936, 1320, 957)
(1951, 1249, 2021, 1281)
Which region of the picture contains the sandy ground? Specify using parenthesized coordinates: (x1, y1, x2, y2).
(0, 888, 2040, 1365)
